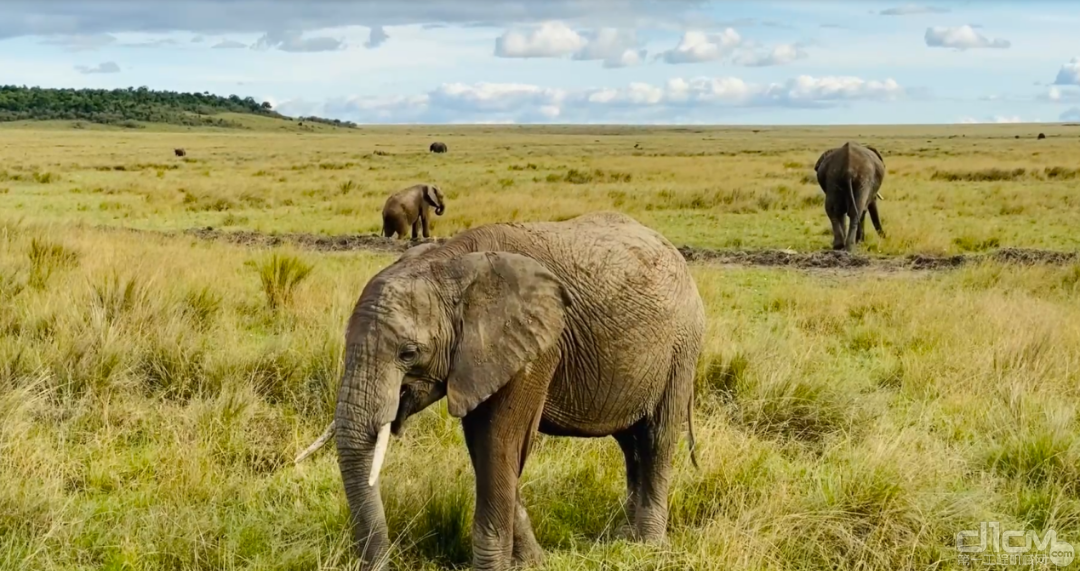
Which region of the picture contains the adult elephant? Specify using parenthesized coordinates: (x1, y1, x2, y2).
(381, 183, 446, 240)
(813, 141, 886, 251)
(429, 141, 448, 153)
(296, 212, 705, 571)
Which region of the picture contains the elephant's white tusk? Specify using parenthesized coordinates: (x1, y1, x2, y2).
(368, 423, 392, 487)
(294, 420, 336, 464)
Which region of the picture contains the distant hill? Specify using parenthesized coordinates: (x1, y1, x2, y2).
(0, 85, 357, 129)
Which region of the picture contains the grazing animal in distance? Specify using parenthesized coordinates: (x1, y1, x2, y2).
(174, 148, 186, 157)
(813, 141, 886, 251)
(1037, 133, 1046, 140)
(429, 141, 448, 153)
(381, 183, 446, 240)
(295, 211, 705, 571)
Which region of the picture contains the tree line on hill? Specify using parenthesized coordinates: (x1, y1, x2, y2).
(0, 85, 356, 129)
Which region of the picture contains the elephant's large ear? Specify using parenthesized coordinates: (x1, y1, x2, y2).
(813, 149, 832, 172)
(437, 251, 571, 418)
(866, 145, 884, 165)
(423, 185, 440, 207)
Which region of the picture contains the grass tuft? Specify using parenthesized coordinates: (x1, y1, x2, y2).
(249, 252, 314, 312)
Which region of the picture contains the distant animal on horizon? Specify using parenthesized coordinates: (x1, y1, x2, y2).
(429, 141, 448, 153)
(174, 148, 186, 157)
(1038, 133, 1046, 140)
(813, 141, 886, 252)
(381, 183, 447, 240)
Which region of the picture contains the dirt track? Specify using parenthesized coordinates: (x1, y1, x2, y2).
(161, 226, 1080, 272)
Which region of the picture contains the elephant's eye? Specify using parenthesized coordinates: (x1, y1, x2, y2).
(398, 346, 420, 363)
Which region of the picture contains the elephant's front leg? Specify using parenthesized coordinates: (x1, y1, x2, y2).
(460, 370, 551, 570)
(411, 217, 421, 240)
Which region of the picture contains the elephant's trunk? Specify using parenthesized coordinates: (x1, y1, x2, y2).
(335, 348, 400, 571)
(336, 409, 392, 571)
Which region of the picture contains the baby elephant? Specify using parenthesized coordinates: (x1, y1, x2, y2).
(381, 183, 446, 240)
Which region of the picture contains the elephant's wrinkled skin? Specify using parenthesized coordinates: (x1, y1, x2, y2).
(320, 212, 705, 571)
(381, 183, 446, 240)
(814, 141, 886, 251)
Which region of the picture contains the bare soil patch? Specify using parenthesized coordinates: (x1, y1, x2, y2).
(133, 226, 1080, 272)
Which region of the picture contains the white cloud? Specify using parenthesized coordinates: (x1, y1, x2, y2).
(571, 28, 645, 68)
(658, 29, 810, 67)
(957, 115, 1032, 124)
(252, 30, 346, 52)
(494, 22, 644, 67)
(879, 5, 950, 16)
(925, 25, 1010, 50)
(733, 43, 807, 67)
(1053, 57, 1080, 86)
(494, 21, 586, 58)
(660, 29, 741, 63)
(1043, 86, 1080, 103)
(758, 76, 904, 107)
(290, 74, 904, 124)
(211, 39, 247, 49)
(74, 61, 120, 74)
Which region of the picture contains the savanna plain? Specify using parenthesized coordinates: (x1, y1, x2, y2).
(1, 119, 1079, 571)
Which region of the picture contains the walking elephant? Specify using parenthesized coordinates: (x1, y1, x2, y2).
(429, 141, 448, 153)
(295, 211, 706, 571)
(381, 183, 446, 240)
(813, 141, 886, 251)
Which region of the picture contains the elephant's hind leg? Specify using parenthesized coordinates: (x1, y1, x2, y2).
(633, 349, 696, 544)
(612, 430, 641, 540)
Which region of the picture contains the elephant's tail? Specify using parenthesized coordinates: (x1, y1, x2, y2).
(687, 390, 699, 469)
(846, 178, 859, 222)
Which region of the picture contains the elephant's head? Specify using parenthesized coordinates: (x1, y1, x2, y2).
(333, 250, 572, 570)
(423, 184, 446, 215)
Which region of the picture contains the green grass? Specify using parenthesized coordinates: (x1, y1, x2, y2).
(1, 123, 1079, 570)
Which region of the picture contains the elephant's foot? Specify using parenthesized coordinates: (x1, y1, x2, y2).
(511, 496, 544, 568)
(613, 521, 636, 541)
(510, 542, 544, 569)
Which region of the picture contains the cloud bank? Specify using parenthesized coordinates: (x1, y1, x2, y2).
(275, 74, 904, 124)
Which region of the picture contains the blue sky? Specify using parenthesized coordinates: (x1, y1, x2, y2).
(1, 0, 1079, 125)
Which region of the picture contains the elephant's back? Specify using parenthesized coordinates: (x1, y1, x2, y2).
(427, 213, 704, 434)
(439, 211, 699, 314)
(528, 215, 704, 434)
